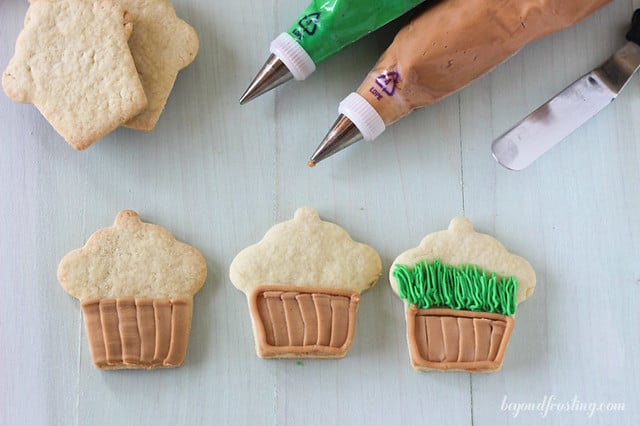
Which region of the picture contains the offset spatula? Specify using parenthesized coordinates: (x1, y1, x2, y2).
(492, 9, 640, 170)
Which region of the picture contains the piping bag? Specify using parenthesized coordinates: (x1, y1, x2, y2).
(239, 0, 427, 104)
(309, 0, 612, 166)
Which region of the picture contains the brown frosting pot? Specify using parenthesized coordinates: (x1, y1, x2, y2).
(249, 286, 361, 358)
(81, 297, 193, 369)
(406, 306, 514, 372)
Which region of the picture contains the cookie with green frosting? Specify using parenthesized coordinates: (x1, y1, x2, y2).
(389, 217, 536, 373)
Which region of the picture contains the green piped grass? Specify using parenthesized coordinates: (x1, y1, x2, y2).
(393, 259, 517, 316)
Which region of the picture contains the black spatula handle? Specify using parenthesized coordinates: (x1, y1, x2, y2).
(626, 9, 640, 45)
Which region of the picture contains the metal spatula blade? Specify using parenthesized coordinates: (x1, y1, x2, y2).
(492, 10, 640, 170)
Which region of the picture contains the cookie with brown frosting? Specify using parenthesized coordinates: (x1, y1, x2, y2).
(389, 217, 536, 372)
(58, 210, 207, 369)
(229, 207, 382, 358)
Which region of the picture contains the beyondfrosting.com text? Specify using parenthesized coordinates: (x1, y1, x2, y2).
(500, 394, 625, 418)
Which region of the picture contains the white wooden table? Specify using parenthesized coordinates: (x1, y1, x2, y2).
(1, 1, 639, 424)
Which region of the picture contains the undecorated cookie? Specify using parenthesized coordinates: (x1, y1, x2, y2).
(389, 217, 536, 373)
(58, 210, 207, 369)
(119, 0, 199, 131)
(230, 207, 382, 359)
(2, 0, 147, 150)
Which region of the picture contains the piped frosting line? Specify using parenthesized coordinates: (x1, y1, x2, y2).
(406, 306, 515, 372)
(249, 286, 361, 358)
(393, 259, 518, 315)
(80, 298, 193, 369)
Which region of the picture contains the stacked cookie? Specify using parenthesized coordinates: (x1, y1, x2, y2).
(2, 0, 198, 150)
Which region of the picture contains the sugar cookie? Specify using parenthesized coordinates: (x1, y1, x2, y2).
(230, 207, 381, 358)
(119, 0, 199, 131)
(389, 217, 536, 372)
(2, 0, 147, 150)
(58, 210, 207, 369)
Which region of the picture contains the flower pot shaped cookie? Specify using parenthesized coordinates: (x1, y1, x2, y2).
(230, 208, 382, 359)
(58, 210, 207, 369)
(389, 217, 536, 372)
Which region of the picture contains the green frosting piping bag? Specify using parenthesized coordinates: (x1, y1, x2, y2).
(239, 0, 426, 104)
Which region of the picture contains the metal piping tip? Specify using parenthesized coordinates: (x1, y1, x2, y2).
(239, 54, 294, 104)
(309, 114, 363, 166)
